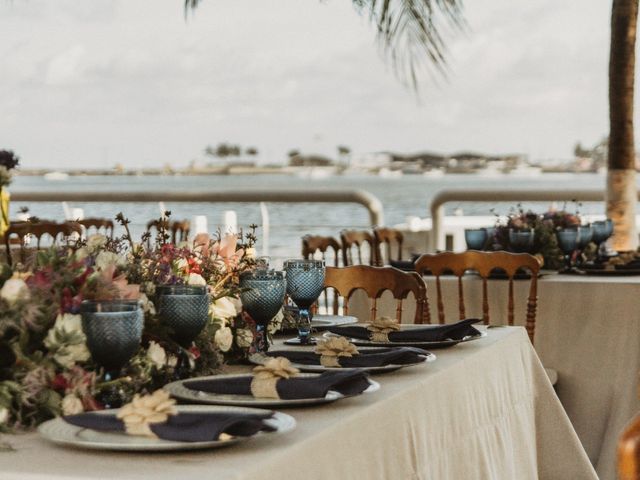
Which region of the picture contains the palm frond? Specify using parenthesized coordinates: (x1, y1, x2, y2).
(184, 0, 465, 87)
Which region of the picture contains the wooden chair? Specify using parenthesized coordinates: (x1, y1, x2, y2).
(78, 218, 114, 237)
(3, 221, 83, 266)
(414, 250, 541, 343)
(340, 229, 377, 266)
(619, 413, 640, 480)
(302, 235, 341, 267)
(146, 219, 191, 245)
(374, 227, 404, 266)
(323, 265, 430, 324)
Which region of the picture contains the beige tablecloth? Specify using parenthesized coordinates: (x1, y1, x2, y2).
(352, 273, 640, 480)
(1, 327, 595, 480)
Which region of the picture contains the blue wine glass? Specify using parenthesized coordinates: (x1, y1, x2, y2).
(592, 219, 614, 257)
(240, 270, 286, 353)
(508, 228, 535, 253)
(465, 229, 488, 251)
(556, 228, 581, 273)
(283, 259, 326, 345)
(577, 225, 593, 249)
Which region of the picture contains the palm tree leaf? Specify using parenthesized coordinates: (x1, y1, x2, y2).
(184, 0, 464, 87)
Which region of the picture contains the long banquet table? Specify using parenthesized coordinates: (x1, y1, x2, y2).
(1, 327, 596, 480)
(351, 272, 640, 480)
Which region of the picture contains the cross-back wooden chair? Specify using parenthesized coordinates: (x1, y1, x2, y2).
(3, 221, 83, 266)
(301, 235, 341, 266)
(302, 235, 342, 314)
(146, 219, 191, 245)
(323, 265, 430, 324)
(619, 412, 640, 480)
(340, 229, 376, 266)
(78, 218, 114, 238)
(373, 227, 404, 266)
(414, 250, 541, 343)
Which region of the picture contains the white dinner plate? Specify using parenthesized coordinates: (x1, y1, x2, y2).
(164, 373, 380, 408)
(38, 405, 295, 452)
(248, 350, 436, 374)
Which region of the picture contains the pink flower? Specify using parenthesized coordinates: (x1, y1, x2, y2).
(211, 234, 244, 270)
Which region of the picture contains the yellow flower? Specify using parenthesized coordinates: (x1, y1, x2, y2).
(253, 357, 299, 380)
(116, 390, 177, 438)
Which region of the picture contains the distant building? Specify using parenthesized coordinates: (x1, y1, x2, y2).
(288, 154, 335, 167)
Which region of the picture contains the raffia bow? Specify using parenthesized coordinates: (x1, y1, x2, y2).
(367, 316, 401, 342)
(250, 357, 300, 399)
(315, 336, 359, 367)
(116, 389, 177, 438)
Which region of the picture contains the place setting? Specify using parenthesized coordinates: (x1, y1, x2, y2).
(38, 390, 296, 452)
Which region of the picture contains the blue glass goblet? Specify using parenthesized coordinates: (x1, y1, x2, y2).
(592, 219, 614, 258)
(508, 228, 535, 253)
(156, 285, 210, 348)
(283, 259, 326, 345)
(577, 225, 593, 249)
(556, 228, 581, 273)
(465, 229, 488, 251)
(240, 270, 286, 353)
(483, 227, 496, 250)
(80, 300, 143, 380)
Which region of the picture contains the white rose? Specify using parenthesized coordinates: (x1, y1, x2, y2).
(187, 273, 206, 286)
(74, 247, 89, 261)
(54, 343, 91, 369)
(167, 355, 178, 368)
(175, 258, 189, 270)
(236, 328, 254, 348)
(146, 341, 167, 368)
(244, 247, 256, 259)
(95, 251, 124, 270)
(62, 394, 84, 415)
(0, 278, 29, 305)
(54, 313, 83, 334)
(86, 234, 108, 253)
(210, 297, 239, 320)
(214, 326, 233, 352)
(0, 407, 8, 425)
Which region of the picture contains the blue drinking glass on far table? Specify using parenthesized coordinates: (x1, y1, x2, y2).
(508, 228, 535, 253)
(556, 228, 581, 273)
(465, 229, 488, 250)
(283, 259, 326, 345)
(577, 225, 593, 249)
(592, 219, 614, 257)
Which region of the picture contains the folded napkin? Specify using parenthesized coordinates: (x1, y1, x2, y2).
(327, 318, 482, 343)
(64, 411, 275, 442)
(184, 370, 371, 400)
(265, 347, 429, 367)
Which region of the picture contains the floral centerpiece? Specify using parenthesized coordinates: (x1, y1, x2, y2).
(491, 204, 583, 270)
(0, 150, 20, 238)
(0, 213, 259, 431)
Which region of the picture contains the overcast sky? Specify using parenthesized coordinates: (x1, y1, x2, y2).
(0, 0, 617, 169)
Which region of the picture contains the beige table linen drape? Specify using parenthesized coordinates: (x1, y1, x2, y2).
(2, 327, 595, 480)
(351, 273, 640, 480)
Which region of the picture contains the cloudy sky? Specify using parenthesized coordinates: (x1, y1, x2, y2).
(0, 0, 616, 169)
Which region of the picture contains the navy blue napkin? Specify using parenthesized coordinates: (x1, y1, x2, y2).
(327, 318, 482, 342)
(64, 411, 275, 442)
(266, 347, 429, 367)
(184, 370, 371, 399)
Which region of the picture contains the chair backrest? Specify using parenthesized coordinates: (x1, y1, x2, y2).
(323, 265, 430, 324)
(146, 219, 191, 245)
(414, 250, 540, 342)
(3, 221, 83, 266)
(374, 227, 404, 265)
(618, 413, 640, 480)
(301, 235, 341, 267)
(340, 229, 376, 266)
(78, 218, 114, 237)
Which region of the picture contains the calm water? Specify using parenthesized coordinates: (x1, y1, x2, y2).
(9, 172, 612, 262)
